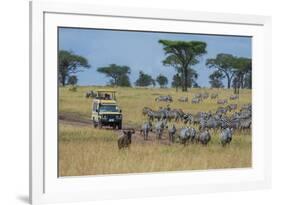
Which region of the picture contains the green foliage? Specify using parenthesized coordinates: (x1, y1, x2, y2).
(232, 57, 252, 89)
(206, 53, 252, 90)
(159, 40, 207, 91)
(187, 68, 199, 88)
(59, 50, 90, 86)
(116, 74, 131, 87)
(209, 71, 224, 88)
(171, 73, 181, 90)
(156, 74, 168, 88)
(67, 76, 78, 92)
(206, 53, 236, 88)
(192, 82, 201, 88)
(67, 75, 78, 86)
(135, 71, 155, 87)
(97, 64, 131, 87)
(233, 57, 251, 71)
(171, 70, 199, 89)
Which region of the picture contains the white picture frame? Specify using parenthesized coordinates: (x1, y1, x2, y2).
(30, 1, 272, 204)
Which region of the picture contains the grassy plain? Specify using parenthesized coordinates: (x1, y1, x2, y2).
(59, 86, 252, 176)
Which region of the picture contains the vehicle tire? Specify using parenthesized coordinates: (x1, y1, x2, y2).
(118, 122, 122, 130)
(98, 120, 102, 129)
(93, 119, 98, 128)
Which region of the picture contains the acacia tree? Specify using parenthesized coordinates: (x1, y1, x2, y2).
(206, 53, 236, 89)
(116, 74, 131, 87)
(158, 40, 207, 92)
(233, 57, 252, 88)
(59, 50, 90, 86)
(156, 74, 168, 88)
(187, 68, 199, 88)
(97, 64, 131, 87)
(135, 71, 155, 87)
(172, 73, 181, 91)
(67, 75, 78, 86)
(243, 72, 252, 89)
(232, 57, 252, 93)
(209, 70, 224, 88)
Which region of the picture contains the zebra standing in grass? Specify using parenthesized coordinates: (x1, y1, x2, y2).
(217, 99, 228, 105)
(192, 97, 202, 104)
(179, 127, 197, 145)
(178, 96, 188, 102)
(140, 121, 153, 140)
(220, 128, 233, 146)
(155, 119, 167, 139)
(227, 104, 238, 112)
(168, 124, 177, 143)
(198, 129, 211, 145)
(229, 94, 239, 100)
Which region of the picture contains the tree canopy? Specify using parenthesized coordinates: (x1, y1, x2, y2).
(115, 74, 131, 87)
(59, 50, 90, 86)
(206, 53, 252, 90)
(159, 40, 207, 91)
(135, 71, 155, 87)
(156, 74, 168, 88)
(206, 53, 237, 88)
(209, 71, 224, 88)
(97, 64, 131, 87)
(232, 57, 252, 93)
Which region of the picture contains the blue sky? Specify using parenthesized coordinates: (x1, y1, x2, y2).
(59, 27, 252, 87)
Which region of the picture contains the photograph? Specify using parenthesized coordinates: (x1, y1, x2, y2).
(58, 27, 252, 177)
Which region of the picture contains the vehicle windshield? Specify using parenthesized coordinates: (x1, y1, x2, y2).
(97, 92, 116, 100)
(99, 105, 118, 112)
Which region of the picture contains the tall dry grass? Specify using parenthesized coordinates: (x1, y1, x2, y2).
(59, 124, 251, 176)
(59, 86, 252, 176)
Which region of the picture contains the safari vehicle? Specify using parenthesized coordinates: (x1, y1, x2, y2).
(91, 89, 122, 129)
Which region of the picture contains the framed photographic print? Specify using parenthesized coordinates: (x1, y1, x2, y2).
(30, 0, 272, 204)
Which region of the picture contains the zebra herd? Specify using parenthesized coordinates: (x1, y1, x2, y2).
(140, 93, 251, 147)
(154, 93, 239, 105)
(184, 104, 251, 130)
(142, 103, 251, 130)
(139, 118, 235, 147)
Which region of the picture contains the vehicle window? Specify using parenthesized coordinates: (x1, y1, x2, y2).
(99, 105, 118, 112)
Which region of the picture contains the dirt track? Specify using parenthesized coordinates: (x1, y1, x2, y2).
(59, 112, 92, 127)
(59, 112, 172, 145)
(59, 112, 138, 129)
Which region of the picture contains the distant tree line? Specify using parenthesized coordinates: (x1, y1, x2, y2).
(59, 39, 252, 93)
(58, 50, 170, 88)
(206, 53, 252, 93)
